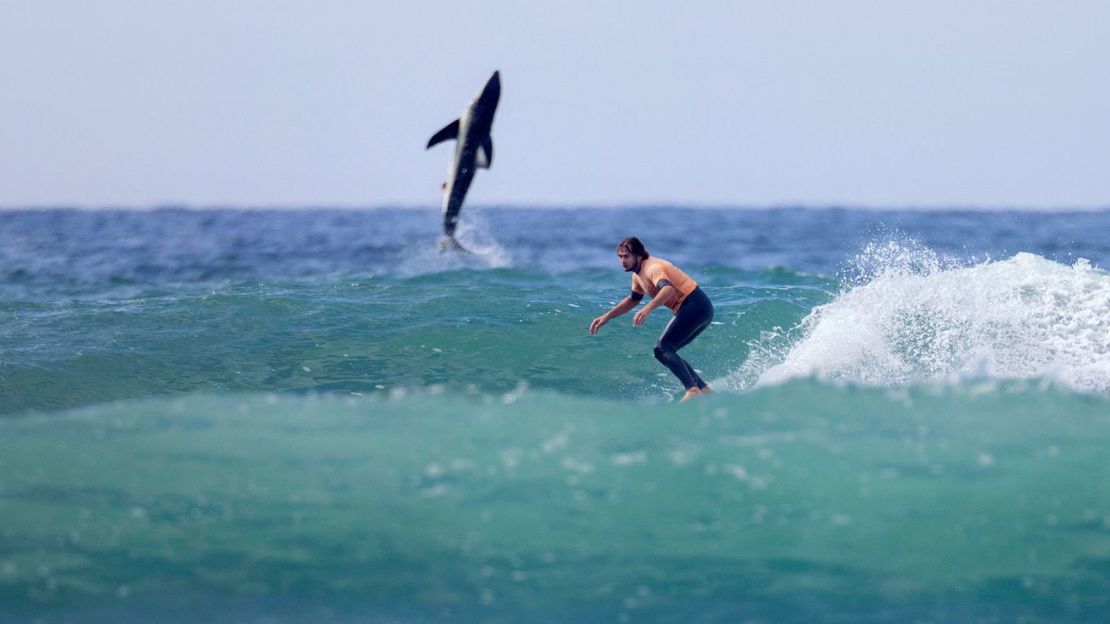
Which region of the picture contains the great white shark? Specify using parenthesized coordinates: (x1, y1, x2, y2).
(426, 70, 501, 252)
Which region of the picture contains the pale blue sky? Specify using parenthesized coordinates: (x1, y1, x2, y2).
(1, 1, 1108, 208)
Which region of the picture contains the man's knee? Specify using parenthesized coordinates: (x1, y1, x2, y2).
(653, 344, 673, 362)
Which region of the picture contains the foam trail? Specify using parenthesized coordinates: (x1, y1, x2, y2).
(751, 244, 1110, 392)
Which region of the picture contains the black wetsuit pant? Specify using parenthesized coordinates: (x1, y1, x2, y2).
(654, 286, 713, 390)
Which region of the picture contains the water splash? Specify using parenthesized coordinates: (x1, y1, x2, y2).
(746, 241, 1110, 393)
(395, 211, 512, 275)
(453, 214, 513, 268)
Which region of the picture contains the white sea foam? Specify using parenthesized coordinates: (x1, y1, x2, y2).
(395, 212, 512, 275)
(450, 215, 512, 268)
(749, 242, 1110, 393)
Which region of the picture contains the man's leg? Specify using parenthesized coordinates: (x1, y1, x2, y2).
(654, 341, 699, 389)
(654, 289, 713, 390)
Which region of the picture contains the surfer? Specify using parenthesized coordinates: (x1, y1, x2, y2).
(589, 237, 714, 401)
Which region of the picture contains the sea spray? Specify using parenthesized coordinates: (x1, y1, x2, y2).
(752, 243, 1110, 392)
(395, 211, 513, 275)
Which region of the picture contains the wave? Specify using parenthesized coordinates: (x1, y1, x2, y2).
(739, 246, 1110, 393)
(2, 383, 1109, 622)
(1, 267, 827, 415)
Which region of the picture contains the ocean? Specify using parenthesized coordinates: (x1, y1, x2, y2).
(1, 206, 1109, 623)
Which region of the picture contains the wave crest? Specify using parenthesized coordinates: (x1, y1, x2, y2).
(750, 246, 1110, 393)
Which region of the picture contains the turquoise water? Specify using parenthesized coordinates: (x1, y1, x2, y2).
(2, 208, 1110, 622)
(0, 265, 831, 413)
(4, 386, 1110, 622)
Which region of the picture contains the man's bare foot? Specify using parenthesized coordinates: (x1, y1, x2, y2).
(701, 386, 714, 394)
(680, 388, 703, 402)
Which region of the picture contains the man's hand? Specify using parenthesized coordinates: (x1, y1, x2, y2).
(589, 316, 608, 335)
(633, 308, 651, 327)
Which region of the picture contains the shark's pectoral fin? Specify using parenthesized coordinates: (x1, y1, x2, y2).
(426, 119, 460, 149)
(476, 136, 493, 169)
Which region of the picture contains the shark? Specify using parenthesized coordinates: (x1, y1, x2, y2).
(426, 70, 501, 252)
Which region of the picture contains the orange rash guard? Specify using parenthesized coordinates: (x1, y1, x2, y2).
(631, 257, 698, 313)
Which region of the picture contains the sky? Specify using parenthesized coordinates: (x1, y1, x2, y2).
(1, 1, 1108, 209)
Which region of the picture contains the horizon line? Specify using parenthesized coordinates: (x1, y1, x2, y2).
(2, 202, 1109, 213)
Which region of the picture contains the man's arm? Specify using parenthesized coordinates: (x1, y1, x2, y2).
(589, 295, 640, 335)
(632, 285, 676, 326)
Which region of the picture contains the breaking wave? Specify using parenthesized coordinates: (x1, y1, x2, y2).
(750, 243, 1110, 392)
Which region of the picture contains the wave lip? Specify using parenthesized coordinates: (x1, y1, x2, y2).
(757, 250, 1110, 393)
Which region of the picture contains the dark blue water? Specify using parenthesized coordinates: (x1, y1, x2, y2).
(3, 207, 1108, 291)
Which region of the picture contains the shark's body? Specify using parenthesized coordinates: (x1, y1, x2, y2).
(426, 71, 501, 252)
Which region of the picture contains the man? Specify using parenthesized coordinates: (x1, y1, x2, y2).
(589, 237, 714, 401)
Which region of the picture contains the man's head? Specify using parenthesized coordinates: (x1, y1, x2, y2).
(617, 236, 649, 272)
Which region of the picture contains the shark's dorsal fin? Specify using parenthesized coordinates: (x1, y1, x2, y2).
(426, 119, 460, 149)
(476, 136, 493, 169)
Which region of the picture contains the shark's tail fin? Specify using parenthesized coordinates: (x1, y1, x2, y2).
(439, 235, 472, 254)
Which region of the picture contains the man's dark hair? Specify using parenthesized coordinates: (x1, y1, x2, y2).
(617, 236, 649, 259)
